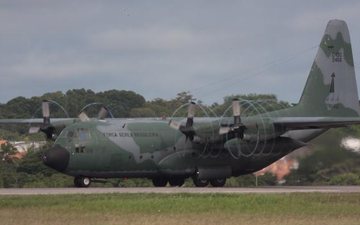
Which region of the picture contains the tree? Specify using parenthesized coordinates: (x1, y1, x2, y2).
(0, 142, 17, 162)
(329, 173, 360, 185)
(129, 107, 156, 117)
(0, 142, 19, 187)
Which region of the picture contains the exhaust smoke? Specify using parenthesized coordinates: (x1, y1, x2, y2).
(254, 156, 299, 183)
(341, 137, 360, 154)
(254, 147, 312, 184)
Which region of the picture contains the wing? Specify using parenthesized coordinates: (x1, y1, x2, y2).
(0, 118, 77, 139)
(272, 117, 360, 131)
(0, 100, 77, 138)
(0, 118, 76, 127)
(170, 116, 360, 144)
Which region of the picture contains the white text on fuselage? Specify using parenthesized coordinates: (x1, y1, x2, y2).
(102, 132, 159, 138)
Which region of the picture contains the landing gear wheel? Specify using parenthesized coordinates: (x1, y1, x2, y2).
(152, 178, 168, 187)
(210, 178, 226, 187)
(74, 176, 91, 188)
(192, 177, 209, 187)
(168, 178, 185, 187)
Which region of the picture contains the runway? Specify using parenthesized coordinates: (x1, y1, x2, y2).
(0, 186, 360, 195)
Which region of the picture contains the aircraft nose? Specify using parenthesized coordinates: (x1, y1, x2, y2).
(43, 145, 70, 172)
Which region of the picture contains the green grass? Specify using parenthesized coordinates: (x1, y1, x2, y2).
(0, 193, 360, 225)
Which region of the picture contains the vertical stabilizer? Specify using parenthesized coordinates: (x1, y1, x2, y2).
(298, 19, 360, 116)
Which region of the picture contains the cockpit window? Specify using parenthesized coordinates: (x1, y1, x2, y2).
(78, 128, 91, 141)
(62, 128, 90, 141)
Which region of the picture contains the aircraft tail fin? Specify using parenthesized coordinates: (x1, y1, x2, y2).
(297, 19, 360, 117)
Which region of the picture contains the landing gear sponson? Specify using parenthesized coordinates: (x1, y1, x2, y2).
(73, 176, 226, 188)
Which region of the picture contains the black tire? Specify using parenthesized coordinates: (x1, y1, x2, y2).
(210, 178, 226, 187)
(168, 177, 185, 187)
(152, 178, 168, 187)
(74, 176, 91, 188)
(74, 178, 80, 187)
(192, 177, 209, 187)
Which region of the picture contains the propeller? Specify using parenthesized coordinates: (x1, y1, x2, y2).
(169, 102, 196, 141)
(220, 98, 284, 158)
(42, 100, 50, 125)
(185, 102, 196, 128)
(98, 106, 110, 120)
(29, 100, 56, 140)
(219, 98, 247, 139)
(78, 111, 90, 122)
(78, 103, 113, 122)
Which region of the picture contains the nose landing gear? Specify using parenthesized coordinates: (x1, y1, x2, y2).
(74, 176, 91, 188)
(152, 177, 185, 187)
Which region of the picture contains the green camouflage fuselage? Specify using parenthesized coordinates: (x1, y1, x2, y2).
(54, 117, 306, 179)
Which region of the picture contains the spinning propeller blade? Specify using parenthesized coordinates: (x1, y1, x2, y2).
(42, 100, 50, 125)
(169, 102, 197, 141)
(28, 100, 56, 140)
(219, 98, 246, 139)
(78, 111, 90, 122)
(185, 102, 196, 128)
(98, 106, 110, 120)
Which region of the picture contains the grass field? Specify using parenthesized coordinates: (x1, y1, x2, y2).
(0, 193, 360, 225)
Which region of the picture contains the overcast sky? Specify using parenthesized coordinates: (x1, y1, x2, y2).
(1, 0, 360, 105)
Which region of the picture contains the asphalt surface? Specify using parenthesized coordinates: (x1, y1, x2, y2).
(0, 186, 359, 195)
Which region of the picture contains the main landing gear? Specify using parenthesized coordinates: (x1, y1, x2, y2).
(152, 177, 185, 187)
(152, 177, 168, 187)
(74, 176, 91, 188)
(192, 177, 227, 187)
(209, 178, 227, 187)
(151, 177, 227, 187)
(192, 177, 209, 187)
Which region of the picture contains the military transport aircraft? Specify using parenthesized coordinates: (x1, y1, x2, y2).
(1, 19, 360, 187)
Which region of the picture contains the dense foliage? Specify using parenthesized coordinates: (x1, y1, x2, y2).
(0, 89, 359, 187)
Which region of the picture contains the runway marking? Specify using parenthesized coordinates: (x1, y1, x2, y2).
(0, 186, 360, 195)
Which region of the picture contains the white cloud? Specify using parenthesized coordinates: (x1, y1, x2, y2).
(2, 53, 95, 79)
(89, 28, 205, 51)
(1, 0, 360, 105)
(291, 2, 360, 32)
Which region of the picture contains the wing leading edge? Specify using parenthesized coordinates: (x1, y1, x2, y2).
(273, 117, 360, 131)
(0, 118, 76, 127)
